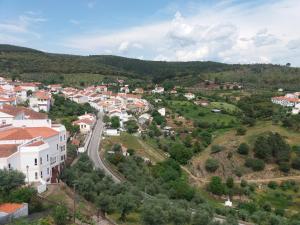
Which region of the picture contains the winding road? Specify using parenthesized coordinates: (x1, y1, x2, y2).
(87, 112, 121, 183)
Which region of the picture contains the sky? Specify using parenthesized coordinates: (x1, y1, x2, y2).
(0, 0, 300, 66)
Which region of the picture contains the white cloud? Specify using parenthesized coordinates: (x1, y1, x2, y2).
(62, 0, 300, 65)
(0, 13, 46, 44)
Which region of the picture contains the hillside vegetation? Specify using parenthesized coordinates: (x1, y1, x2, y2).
(1, 44, 300, 89)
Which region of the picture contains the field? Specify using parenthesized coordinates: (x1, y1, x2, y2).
(103, 132, 165, 163)
(189, 121, 300, 181)
(167, 100, 239, 127)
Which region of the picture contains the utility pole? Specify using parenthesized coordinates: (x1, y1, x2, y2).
(73, 183, 76, 223)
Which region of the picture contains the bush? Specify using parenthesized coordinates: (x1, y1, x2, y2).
(279, 162, 290, 173)
(292, 157, 300, 170)
(236, 127, 247, 135)
(237, 143, 249, 155)
(245, 158, 265, 171)
(205, 158, 219, 172)
(207, 176, 225, 196)
(268, 181, 278, 189)
(211, 145, 224, 154)
(52, 205, 69, 225)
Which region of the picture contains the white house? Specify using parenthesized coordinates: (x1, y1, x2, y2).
(184, 93, 195, 100)
(29, 91, 51, 112)
(158, 108, 166, 117)
(73, 118, 95, 134)
(152, 86, 164, 94)
(292, 103, 300, 115)
(0, 125, 67, 184)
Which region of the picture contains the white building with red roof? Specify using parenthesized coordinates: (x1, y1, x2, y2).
(29, 91, 52, 112)
(0, 106, 67, 184)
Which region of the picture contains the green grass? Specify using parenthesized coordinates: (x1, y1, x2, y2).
(209, 101, 241, 113)
(104, 132, 164, 163)
(167, 100, 239, 126)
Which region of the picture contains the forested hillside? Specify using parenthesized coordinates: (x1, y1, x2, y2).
(1, 44, 300, 89)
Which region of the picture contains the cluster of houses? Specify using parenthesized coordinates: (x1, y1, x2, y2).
(62, 84, 150, 134)
(0, 77, 68, 191)
(0, 77, 52, 112)
(271, 92, 300, 114)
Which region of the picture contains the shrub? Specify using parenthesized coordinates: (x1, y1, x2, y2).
(292, 157, 300, 170)
(268, 181, 278, 189)
(236, 127, 247, 136)
(279, 162, 290, 173)
(237, 143, 249, 155)
(211, 145, 224, 154)
(207, 176, 225, 196)
(245, 158, 265, 171)
(205, 158, 219, 172)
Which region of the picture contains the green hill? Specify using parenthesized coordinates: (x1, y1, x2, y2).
(0, 44, 300, 89)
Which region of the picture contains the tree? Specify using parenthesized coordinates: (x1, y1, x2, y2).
(110, 116, 120, 129)
(205, 159, 219, 172)
(125, 120, 139, 133)
(191, 210, 212, 225)
(96, 193, 114, 216)
(0, 169, 25, 195)
(207, 176, 225, 196)
(169, 143, 193, 164)
(26, 90, 33, 97)
(226, 177, 234, 189)
(237, 143, 249, 155)
(52, 205, 68, 225)
(141, 201, 168, 225)
(116, 193, 138, 221)
(169, 207, 191, 225)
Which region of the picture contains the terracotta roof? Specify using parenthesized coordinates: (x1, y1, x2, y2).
(25, 140, 45, 147)
(0, 203, 23, 213)
(0, 127, 58, 141)
(0, 104, 48, 119)
(0, 144, 18, 157)
(34, 91, 50, 100)
(0, 97, 15, 102)
(73, 118, 94, 125)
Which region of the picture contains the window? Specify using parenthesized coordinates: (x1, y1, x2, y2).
(40, 157, 42, 165)
(60, 136, 62, 142)
(2, 120, 6, 125)
(35, 172, 38, 179)
(40, 171, 43, 178)
(34, 158, 37, 166)
(57, 144, 58, 150)
(47, 155, 49, 162)
(64, 135, 66, 140)
(47, 168, 49, 175)
(8, 163, 11, 169)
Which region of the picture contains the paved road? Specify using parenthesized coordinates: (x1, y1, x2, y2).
(87, 112, 121, 183)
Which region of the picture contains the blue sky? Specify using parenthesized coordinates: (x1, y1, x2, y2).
(1, 0, 300, 66)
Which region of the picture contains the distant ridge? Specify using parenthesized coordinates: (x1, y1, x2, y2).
(0, 44, 299, 89)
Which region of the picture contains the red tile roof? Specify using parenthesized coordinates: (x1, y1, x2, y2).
(0, 127, 58, 141)
(0, 144, 18, 157)
(73, 118, 94, 125)
(0, 104, 48, 119)
(0, 203, 24, 213)
(26, 140, 45, 147)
